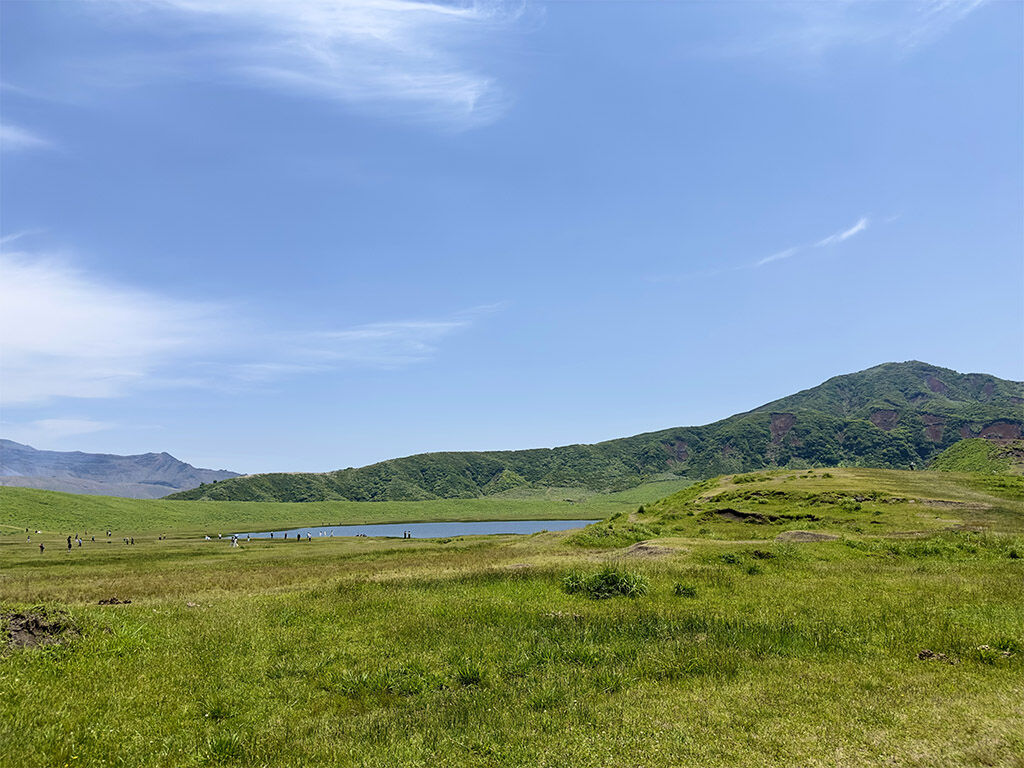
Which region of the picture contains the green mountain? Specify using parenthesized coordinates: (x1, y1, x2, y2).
(167, 361, 1024, 503)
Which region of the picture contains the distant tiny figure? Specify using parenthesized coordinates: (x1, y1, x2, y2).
(205, 535, 211, 540)
(27, 535, 31, 542)
(67, 536, 72, 551)
(270, 532, 274, 539)
(39, 542, 45, 554)
(306, 533, 311, 542)
(77, 537, 82, 547)
(91, 536, 95, 542)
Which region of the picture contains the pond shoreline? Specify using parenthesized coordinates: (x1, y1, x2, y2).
(230, 518, 599, 540)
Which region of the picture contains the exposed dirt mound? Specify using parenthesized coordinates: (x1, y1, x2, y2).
(917, 649, 957, 664)
(624, 542, 674, 558)
(3, 608, 75, 649)
(775, 530, 839, 543)
(98, 597, 132, 605)
(711, 508, 821, 525)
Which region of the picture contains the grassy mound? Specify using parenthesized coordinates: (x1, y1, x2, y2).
(931, 438, 1024, 474)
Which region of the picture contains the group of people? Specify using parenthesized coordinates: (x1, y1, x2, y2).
(196, 528, 420, 544)
(32, 529, 137, 554)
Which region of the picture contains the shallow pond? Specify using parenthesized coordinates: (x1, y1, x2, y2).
(233, 519, 598, 540)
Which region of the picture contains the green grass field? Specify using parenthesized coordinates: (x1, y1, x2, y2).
(1, 470, 1022, 767)
(0, 478, 692, 540)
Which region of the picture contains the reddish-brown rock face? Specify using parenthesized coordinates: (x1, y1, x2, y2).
(979, 421, 1022, 440)
(669, 440, 689, 462)
(770, 413, 796, 443)
(920, 414, 945, 442)
(869, 410, 899, 431)
(926, 375, 948, 394)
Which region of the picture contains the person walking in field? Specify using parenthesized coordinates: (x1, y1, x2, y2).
(67, 536, 72, 552)
(39, 542, 44, 554)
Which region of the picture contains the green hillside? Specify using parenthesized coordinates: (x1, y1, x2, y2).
(931, 438, 1024, 475)
(168, 361, 1024, 503)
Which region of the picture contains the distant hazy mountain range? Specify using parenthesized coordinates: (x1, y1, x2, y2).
(168, 361, 1024, 503)
(0, 440, 239, 499)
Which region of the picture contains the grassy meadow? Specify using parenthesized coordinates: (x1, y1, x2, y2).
(1, 469, 1022, 767)
(0, 479, 691, 540)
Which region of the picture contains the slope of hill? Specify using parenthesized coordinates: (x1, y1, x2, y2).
(931, 438, 1024, 475)
(610, 465, 1024, 546)
(0, 440, 239, 499)
(168, 361, 1024, 503)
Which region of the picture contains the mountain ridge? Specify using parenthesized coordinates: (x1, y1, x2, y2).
(0, 440, 240, 499)
(166, 361, 1023, 503)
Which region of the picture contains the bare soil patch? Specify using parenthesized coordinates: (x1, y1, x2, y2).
(623, 542, 674, 558)
(775, 530, 839, 543)
(3, 608, 75, 649)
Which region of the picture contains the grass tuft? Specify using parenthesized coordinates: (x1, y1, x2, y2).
(562, 566, 648, 599)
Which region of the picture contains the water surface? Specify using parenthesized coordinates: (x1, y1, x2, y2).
(234, 519, 598, 540)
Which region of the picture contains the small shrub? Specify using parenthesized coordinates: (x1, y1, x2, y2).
(720, 553, 741, 565)
(672, 583, 697, 598)
(745, 564, 762, 575)
(203, 699, 232, 722)
(453, 660, 488, 687)
(206, 734, 245, 765)
(749, 549, 775, 560)
(562, 566, 648, 599)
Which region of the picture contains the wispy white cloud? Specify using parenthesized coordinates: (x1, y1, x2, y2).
(755, 247, 800, 268)
(0, 249, 499, 406)
(701, 0, 988, 60)
(0, 123, 52, 152)
(1, 418, 115, 447)
(111, 0, 521, 128)
(0, 252, 219, 404)
(756, 216, 870, 268)
(814, 216, 868, 248)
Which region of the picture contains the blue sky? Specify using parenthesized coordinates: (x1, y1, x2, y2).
(1, 0, 1021, 473)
